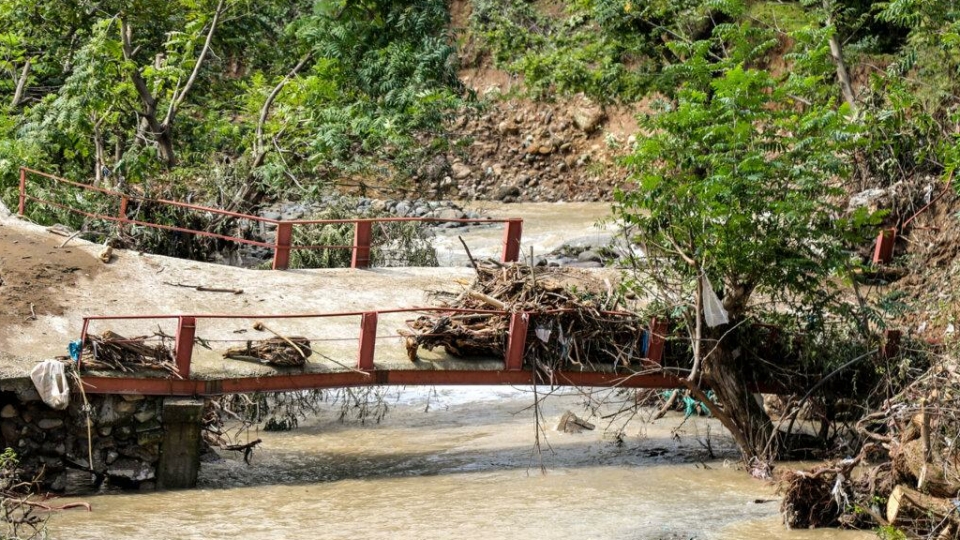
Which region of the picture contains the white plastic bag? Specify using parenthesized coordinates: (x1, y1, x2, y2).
(30, 360, 70, 410)
(701, 274, 729, 328)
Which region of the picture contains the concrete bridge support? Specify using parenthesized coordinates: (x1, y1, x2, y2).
(157, 398, 204, 490)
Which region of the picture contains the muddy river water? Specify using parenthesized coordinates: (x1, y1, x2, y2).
(49, 387, 873, 540)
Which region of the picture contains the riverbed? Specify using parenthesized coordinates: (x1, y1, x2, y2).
(47, 387, 874, 540)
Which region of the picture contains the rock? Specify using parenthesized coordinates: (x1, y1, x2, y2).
(107, 458, 155, 482)
(847, 188, 889, 213)
(394, 201, 411, 216)
(0, 200, 10, 219)
(370, 199, 387, 213)
(563, 261, 603, 268)
(437, 208, 465, 220)
(38, 418, 63, 430)
(496, 185, 522, 201)
(572, 101, 605, 133)
(557, 411, 596, 433)
(114, 400, 136, 415)
(497, 120, 519, 135)
(120, 444, 159, 462)
(105, 450, 119, 465)
(49, 473, 67, 492)
(451, 162, 473, 180)
(0, 405, 17, 419)
(561, 234, 615, 252)
(121, 394, 145, 402)
(1, 420, 19, 446)
(99, 426, 113, 437)
(537, 144, 555, 155)
(577, 250, 602, 263)
(134, 409, 156, 423)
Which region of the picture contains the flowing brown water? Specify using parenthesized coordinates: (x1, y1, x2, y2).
(47, 388, 873, 539)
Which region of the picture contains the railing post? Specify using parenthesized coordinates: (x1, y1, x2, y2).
(357, 312, 378, 371)
(352, 220, 372, 269)
(645, 317, 667, 366)
(501, 219, 522, 263)
(18, 168, 26, 215)
(78, 318, 91, 370)
(872, 228, 896, 265)
(118, 196, 129, 234)
(272, 222, 293, 270)
(505, 312, 529, 371)
(174, 316, 196, 379)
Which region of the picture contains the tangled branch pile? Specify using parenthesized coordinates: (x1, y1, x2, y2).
(399, 262, 645, 374)
(81, 331, 179, 377)
(781, 357, 960, 538)
(223, 337, 312, 367)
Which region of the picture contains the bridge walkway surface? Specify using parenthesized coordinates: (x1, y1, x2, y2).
(0, 210, 673, 397)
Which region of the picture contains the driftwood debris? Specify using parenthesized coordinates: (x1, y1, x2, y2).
(782, 359, 960, 538)
(398, 262, 641, 374)
(224, 337, 311, 367)
(163, 281, 243, 294)
(81, 331, 179, 377)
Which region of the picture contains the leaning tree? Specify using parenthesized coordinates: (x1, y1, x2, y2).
(615, 63, 878, 463)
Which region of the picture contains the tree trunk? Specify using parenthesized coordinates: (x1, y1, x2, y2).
(823, 0, 856, 111)
(701, 332, 773, 462)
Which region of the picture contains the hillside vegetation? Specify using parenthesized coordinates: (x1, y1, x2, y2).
(0, 0, 955, 207)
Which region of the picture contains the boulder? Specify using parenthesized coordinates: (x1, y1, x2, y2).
(572, 101, 605, 133)
(577, 250, 602, 263)
(451, 162, 473, 180)
(496, 185, 522, 201)
(557, 411, 596, 433)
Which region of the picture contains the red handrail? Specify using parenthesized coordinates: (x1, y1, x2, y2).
(18, 167, 523, 269)
(76, 308, 660, 396)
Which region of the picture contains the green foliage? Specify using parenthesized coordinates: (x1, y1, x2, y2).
(0, 0, 465, 214)
(615, 55, 876, 321)
(289, 204, 438, 269)
(469, 0, 660, 101)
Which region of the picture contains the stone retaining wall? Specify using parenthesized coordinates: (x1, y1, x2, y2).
(0, 380, 169, 493)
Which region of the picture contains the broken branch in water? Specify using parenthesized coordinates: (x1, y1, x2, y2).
(223, 438, 262, 465)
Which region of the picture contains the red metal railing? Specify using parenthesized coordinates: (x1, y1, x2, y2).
(76, 309, 668, 396)
(18, 167, 523, 269)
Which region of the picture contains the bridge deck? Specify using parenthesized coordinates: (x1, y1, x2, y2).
(1, 213, 673, 396)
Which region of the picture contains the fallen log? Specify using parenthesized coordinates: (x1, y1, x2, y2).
(887, 484, 960, 526)
(894, 438, 960, 498)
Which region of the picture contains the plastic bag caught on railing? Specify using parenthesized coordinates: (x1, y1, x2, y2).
(30, 360, 70, 410)
(701, 274, 729, 328)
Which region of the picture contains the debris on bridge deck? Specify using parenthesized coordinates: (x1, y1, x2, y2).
(82, 331, 179, 376)
(224, 337, 312, 367)
(400, 261, 644, 373)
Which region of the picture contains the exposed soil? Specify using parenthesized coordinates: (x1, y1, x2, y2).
(429, 96, 637, 203)
(0, 223, 100, 330)
(890, 190, 960, 339)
